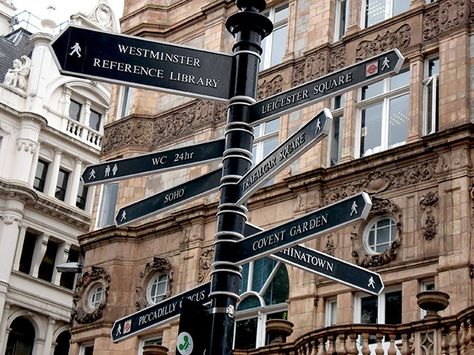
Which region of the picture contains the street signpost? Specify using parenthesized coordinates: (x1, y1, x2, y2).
(111, 282, 211, 343)
(235, 109, 331, 205)
(82, 139, 225, 185)
(50, 26, 234, 101)
(115, 168, 222, 226)
(249, 49, 404, 125)
(243, 224, 384, 295)
(176, 300, 211, 355)
(234, 192, 372, 265)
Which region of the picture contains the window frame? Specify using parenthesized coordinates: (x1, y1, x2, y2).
(147, 273, 169, 305)
(69, 99, 82, 122)
(259, 3, 289, 71)
(363, 215, 398, 255)
(139, 335, 163, 355)
(118, 86, 133, 118)
(423, 55, 439, 135)
(55, 167, 70, 201)
(334, 0, 349, 41)
(33, 158, 49, 192)
(361, 0, 411, 28)
(89, 284, 105, 309)
(95, 182, 119, 229)
(325, 298, 338, 326)
(328, 95, 344, 166)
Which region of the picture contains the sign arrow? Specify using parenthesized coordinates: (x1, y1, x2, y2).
(243, 224, 384, 295)
(250, 49, 404, 124)
(236, 109, 331, 205)
(234, 192, 372, 264)
(50, 26, 233, 101)
(111, 282, 211, 343)
(82, 139, 225, 186)
(116, 168, 222, 226)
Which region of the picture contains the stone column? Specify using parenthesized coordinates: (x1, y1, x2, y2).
(28, 140, 40, 186)
(52, 242, 70, 285)
(12, 113, 45, 183)
(12, 224, 27, 271)
(31, 234, 49, 278)
(41, 317, 56, 355)
(407, 55, 424, 143)
(283, 0, 297, 61)
(45, 149, 61, 197)
(66, 159, 82, 206)
(346, 0, 362, 35)
(0, 302, 11, 355)
(340, 90, 358, 162)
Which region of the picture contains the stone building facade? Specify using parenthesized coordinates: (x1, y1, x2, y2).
(0, 1, 118, 354)
(71, 0, 474, 354)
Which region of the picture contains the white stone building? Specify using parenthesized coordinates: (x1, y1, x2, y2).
(0, 1, 119, 353)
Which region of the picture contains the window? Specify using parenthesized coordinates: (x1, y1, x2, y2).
(147, 274, 169, 304)
(89, 285, 105, 309)
(260, 4, 289, 70)
(76, 181, 89, 210)
(234, 258, 289, 349)
(19, 231, 37, 274)
(69, 99, 82, 121)
(80, 343, 94, 355)
(96, 183, 119, 228)
(139, 336, 163, 355)
(252, 118, 279, 163)
(38, 239, 59, 282)
(60, 248, 80, 289)
(119, 86, 133, 118)
(33, 159, 49, 192)
(334, 0, 349, 41)
(424, 56, 439, 135)
(363, 0, 410, 28)
(325, 298, 337, 326)
(55, 168, 70, 201)
(89, 109, 102, 131)
(364, 216, 397, 254)
(329, 95, 344, 166)
(358, 68, 410, 157)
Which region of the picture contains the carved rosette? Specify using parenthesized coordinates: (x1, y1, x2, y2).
(198, 246, 214, 283)
(420, 191, 439, 240)
(351, 197, 402, 267)
(356, 24, 411, 61)
(73, 266, 111, 324)
(257, 75, 283, 100)
(365, 170, 390, 193)
(135, 257, 173, 310)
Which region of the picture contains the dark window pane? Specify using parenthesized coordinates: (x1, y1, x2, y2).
(361, 296, 378, 323)
(69, 100, 82, 121)
(263, 264, 289, 305)
(385, 291, 402, 324)
(38, 240, 59, 282)
(33, 160, 49, 192)
(252, 257, 276, 292)
(237, 295, 261, 311)
(19, 231, 36, 274)
(89, 109, 102, 131)
(84, 345, 94, 355)
(234, 318, 257, 349)
(360, 103, 383, 156)
(76, 181, 88, 210)
(60, 248, 80, 289)
(55, 169, 69, 201)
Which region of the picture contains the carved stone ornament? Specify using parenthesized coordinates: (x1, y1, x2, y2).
(439, 0, 467, 32)
(135, 257, 173, 310)
(420, 191, 439, 241)
(182, 222, 205, 243)
(329, 46, 346, 72)
(304, 52, 327, 81)
(0, 213, 22, 225)
(324, 234, 336, 256)
(365, 170, 390, 194)
(351, 197, 402, 267)
(73, 266, 111, 324)
(198, 246, 214, 283)
(87, 0, 117, 32)
(257, 75, 283, 100)
(16, 138, 37, 153)
(356, 24, 411, 61)
(3, 55, 31, 91)
(324, 158, 438, 204)
(423, 6, 440, 41)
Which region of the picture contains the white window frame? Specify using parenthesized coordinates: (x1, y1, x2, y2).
(95, 182, 119, 229)
(252, 118, 280, 164)
(260, 3, 289, 70)
(334, 0, 349, 41)
(363, 215, 397, 255)
(147, 273, 169, 304)
(361, 0, 410, 28)
(118, 86, 133, 118)
(89, 284, 105, 309)
(138, 335, 163, 355)
(423, 55, 439, 135)
(356, 69, 410, 158)
(79, 343, 94, 355)
(328, 95, 344, 166)
(325, 298, 338, 326)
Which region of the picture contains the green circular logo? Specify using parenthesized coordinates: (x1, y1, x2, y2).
(177, 331, 194, 355)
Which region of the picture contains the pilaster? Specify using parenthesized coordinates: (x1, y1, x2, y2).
(66, 159, 83, 206)
(41, 317, 56, 355)
(0, 302, 11, 355)
(407, 54, 424, 143)
(45, 149, 62, 197)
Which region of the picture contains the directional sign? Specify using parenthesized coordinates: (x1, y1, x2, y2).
(234, 192, 372, 264)
(51, 26, 233, 101)
(250, 49, 404, 124)
(116, 168, 222, 226)
(111, 282, 211, 343)
(243, 224, 384, 295)
(236, 109, 331, 205)
(82, 139, 225, 186)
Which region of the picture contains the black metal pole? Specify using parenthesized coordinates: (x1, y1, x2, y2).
(208, 1, 272, 355)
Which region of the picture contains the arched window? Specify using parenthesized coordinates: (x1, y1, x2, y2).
(147, 273, 169, 304)
(54, 331, 71, 355)
(234, 257, 289, 349)
(6, 317, 35, 355)
(89, 284, 105, 309)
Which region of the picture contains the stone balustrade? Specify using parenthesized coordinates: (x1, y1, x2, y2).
(63, 116, 102, 149)
(233, 306, 474, 355)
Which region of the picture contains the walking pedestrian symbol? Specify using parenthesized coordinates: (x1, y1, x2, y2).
(350, 201, 359, 216)
(69, 43, 82, 57)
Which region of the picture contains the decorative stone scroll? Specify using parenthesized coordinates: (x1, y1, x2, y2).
(198, 246, 214, 283)
(356, 24, 411, 61)
(135, 257, 173, 310)
(73, 266, 111, 323)
(257, 74, 283, 100)
(420, 191, 439, 240)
